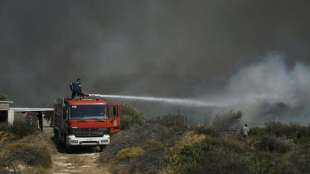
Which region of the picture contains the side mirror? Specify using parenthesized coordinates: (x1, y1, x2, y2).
(63, 107, 68, 120)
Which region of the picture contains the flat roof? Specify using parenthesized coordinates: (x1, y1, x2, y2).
(11, 107, 54, 112)
(0, 101, 13, 104)
(0, 101, 12, 110)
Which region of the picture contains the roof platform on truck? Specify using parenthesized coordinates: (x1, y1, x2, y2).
(68, 98, 107, 105)
(57, 97, 107, 105)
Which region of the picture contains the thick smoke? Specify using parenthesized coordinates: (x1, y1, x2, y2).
(220, 55, 310, 125)
(0, 0, 310, 125)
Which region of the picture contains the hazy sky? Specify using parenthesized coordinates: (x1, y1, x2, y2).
(0, 0, 309, 106)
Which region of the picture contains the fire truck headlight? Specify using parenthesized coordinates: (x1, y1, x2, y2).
(70, 140, 79, 144)
(101, 139, 109, 144)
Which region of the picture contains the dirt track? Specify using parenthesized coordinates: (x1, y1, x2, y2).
(44, 127, 110, 174)
(52, 151, 110, 174)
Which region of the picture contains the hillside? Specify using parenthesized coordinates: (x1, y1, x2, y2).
(99, 117, 310, 174)
(0, 107, 310, 174)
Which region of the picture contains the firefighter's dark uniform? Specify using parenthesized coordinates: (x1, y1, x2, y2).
(70, 81, 83, 99)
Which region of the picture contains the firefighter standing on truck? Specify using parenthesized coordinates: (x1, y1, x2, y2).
(70, 78, 83, 98)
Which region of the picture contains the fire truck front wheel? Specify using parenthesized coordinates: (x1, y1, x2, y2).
(99, 145, 105, 152)
(64, 136, 73, 152)
(53, 128, 61, 145)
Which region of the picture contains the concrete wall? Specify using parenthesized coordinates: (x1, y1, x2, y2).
(0, 102, 10, 124)
(0, 103, 9, 110)
(8, 109, 14, 125)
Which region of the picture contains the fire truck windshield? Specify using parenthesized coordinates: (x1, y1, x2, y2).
(69, 105, 107, 119)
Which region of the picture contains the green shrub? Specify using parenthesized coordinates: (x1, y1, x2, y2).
(166, 141, 254, 174)
(265, 122, 310, 144)
(240, 152, 275, 174)
(271, 146, 310, 174)
(250, 127, 267, 137)
(120, 104, 144, 130)
(166, 136, 278, 174)
(266, 122, 306, 137)
(154, 114, 188, 128)
(289, 147, 310, 173)
(0, 133, 52, 172)
(193, 125, 219, 137)
(255, 136, 291, 153)
(0, 143, 51, 168)
(166, 143, 210, 174)
(10, 120, 38, 137)
(114, 146, 145, 162)
(143, 139, 165, 151)
(0, 94, 8, 101)
(0, 123, 9, 132)
(0, 120, 38, 138)
(0, 131, 16, 145)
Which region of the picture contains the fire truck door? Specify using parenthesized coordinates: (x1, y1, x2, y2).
(108, 104, 118, 118)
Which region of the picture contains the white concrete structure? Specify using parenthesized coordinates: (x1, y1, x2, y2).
(0, 100, 54, 125)
(0, 101, 13, 124)
(11, 107, 54, 112)
(8, 109, 15, 125)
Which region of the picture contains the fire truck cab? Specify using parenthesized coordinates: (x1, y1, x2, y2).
(53, 98, 120, 150)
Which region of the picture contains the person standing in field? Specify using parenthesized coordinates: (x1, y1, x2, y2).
(241, 124, 250, 137)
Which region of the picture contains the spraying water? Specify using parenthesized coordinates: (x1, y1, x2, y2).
(88, 94, 229, 107)
(89, 57, 310, 124)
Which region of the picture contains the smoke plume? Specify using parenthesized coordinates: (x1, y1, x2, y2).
(218, 55, 310, 125)
(0, 0, 310, 124)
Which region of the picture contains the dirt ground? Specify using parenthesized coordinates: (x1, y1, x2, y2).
(51, 151, 110, 174)
(43, 127, 110, 174)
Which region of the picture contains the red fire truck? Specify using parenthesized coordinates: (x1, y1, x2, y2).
(52, 97, 120, 150)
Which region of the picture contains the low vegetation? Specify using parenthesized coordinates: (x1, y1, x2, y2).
(100, 110, 310, 174)
(99, 114, 187, 174)
(0, 120, 38, 138)
(114, 146, 145, 162)
(120, 104, 144, 130)
(0, 94, 8, 101)
(0, 121, 52, 174)
(164, 122, 310, 174)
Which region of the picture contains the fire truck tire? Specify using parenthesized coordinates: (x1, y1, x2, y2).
(63, 135, 68, 147)
(99, 145, 106, 152)
(64, 136, 72, 153)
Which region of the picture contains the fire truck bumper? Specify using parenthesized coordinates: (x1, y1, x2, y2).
(66, 134, 110, 146)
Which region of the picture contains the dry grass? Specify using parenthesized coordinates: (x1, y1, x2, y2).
(0, 132, 52, 173)
(174, 131, 206, 151)
(101, 114, 310, 174)
(114, 146, 145, 162)
(143, 139, 165, 150)
(163, 123, 310, 174)
(0, 131, 17, 144)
